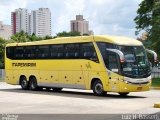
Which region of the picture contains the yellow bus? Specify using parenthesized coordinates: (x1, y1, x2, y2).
(5, 35, 157, 96)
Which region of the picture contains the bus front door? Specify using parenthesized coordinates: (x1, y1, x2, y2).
(107, 53, 120, 92)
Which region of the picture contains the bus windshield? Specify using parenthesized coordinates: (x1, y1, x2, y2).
(97, 42, 151, 78)
(117, 45, 151, 78)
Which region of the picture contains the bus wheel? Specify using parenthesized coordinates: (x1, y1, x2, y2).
(119, 92, 129, 96)
(52, 88, 63, 92)
(29, 77, 38, 91)
(20, 77, 29, 90)
(93, 80, 106, 96)
(46, 87, 51, 91)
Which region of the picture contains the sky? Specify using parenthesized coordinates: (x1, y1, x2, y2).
(0, 0, 141, 38)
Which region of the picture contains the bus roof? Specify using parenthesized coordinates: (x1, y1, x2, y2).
(6, 35, 143, 47)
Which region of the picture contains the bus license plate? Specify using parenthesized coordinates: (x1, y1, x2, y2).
(137, 87, 142, 90)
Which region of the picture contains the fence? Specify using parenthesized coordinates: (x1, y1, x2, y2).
(151, 72, 160, 78)
(151, 67, 160, 78)
(0, 69, 5, 80)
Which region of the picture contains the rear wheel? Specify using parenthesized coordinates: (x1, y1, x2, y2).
(29, 77, 38, 91)
(92, 80, 106, 96)
(119, 92, 129, 96)
(52, 88, 63, 92)
(20, 76, 29, 90)
(46, 87, 51, 91)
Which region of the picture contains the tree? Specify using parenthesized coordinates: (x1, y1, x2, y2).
(44, 35, 53, 40)
(83, 33, 89, 36)
(56, 31, 81, 37)
(134, 0, 160, 56)
(30, 33, 43, 41)
(10, 31, 30, 42)
(0, 38, 6, 69)
(11, 31, 53, 42)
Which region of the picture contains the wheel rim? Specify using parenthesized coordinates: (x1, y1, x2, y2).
(95, 83, 103, 94)
(31, 80, 37, 90)
(21, 79, 27, 88)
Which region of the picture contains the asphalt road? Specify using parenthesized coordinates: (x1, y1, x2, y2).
(0, 82, 160, 120)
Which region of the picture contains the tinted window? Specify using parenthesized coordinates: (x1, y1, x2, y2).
(6, 47, 15, 59)
(50, 45, 64, 59)
(108, 53, 119, 70)
(38, 46, 50, 59)
(6, 43, 99, 62)
(81, 43, 98, 62)
(15, 47, 24, 59)
(64, 44, 79, 59)
(97, 42, 115, 67)
(24, 46, 37, 59)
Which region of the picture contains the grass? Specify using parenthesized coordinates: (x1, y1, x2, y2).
(152, 78, 160, 87)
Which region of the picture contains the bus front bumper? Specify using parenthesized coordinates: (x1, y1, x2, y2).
(118, 80, 151, 93)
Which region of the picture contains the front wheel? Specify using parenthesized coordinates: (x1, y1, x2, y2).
(93, 80, 106, 96)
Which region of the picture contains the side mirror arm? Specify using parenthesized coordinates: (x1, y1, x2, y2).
(106, 49, 125, 63)
(146, 49, 158, 62)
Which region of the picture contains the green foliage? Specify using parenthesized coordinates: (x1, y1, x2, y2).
(152, 78, 160, 87)
(0, 38, 6, 69)
(11, 31, 53, 42)
(29, 33, 43, 41)
(83, 33, 89, 36)
(56, 31, 81, 37)
(44, 35, 53, 40)
(10, 31, 30, 42)
(134, 0, 160, 57)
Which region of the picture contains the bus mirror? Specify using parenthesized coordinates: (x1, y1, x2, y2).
(146, 49, 158, 63)
(106, 49, 125, 63)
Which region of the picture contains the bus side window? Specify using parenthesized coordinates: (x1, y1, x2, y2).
(50, 45, 64, 59)
(97, 42, 115, 67)
(38, 45, 50, 59)
(81, 43, 98, 62)
(15, 47, 24, 59)
(64, 44, 80, 59)
(25, 46, 36, 59)
(74, 44, 80, 58)
(6, 47, 15, 59)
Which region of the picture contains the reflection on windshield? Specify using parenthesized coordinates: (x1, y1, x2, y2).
(118, 45, 151, 78)
(124, 54, 135, 63)
(97, 42, 151, 78)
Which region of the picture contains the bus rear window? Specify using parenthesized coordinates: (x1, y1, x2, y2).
(6, 47, 15, 59)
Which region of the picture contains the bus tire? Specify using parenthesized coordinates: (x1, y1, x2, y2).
(52, 88, 63, 92)
(92, 80, 106, 96)
(20, 76, 29, 90)
(119, 92, 129, 96)
(29, 77, 38, 91)
(46, 87, 51, 91)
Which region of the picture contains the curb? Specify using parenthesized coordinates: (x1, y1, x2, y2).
(154, 103, 160, 108)
(151, 87, 160, 90)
